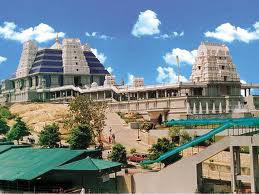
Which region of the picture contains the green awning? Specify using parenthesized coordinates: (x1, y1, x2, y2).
(55, 158, 121, 173)
(0, 147, 99, 181)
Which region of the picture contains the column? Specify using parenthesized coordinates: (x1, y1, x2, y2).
(128, 93, 130, 101)
(156, 91, 159, 99)
(250, 146, 259, 193)
(96, 92, 99, 100)
(136, 92, 139, 100)
(119, 94, 122, 101)
(146, 92, 149, 100)
(230, 146, 241, 192)
(165, 90, 167, 98)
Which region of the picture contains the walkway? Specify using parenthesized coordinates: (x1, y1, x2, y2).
(103, 112, 149, 153)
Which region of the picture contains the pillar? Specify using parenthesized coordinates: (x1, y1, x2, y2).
(128, 93, 130, 101)
(136, 92, 139, 100)
(250, 146, 259, 193)
(230, 146, 241, 192)
(156, 91, 159, 99)
(165, 90, 167, 98)
(96, 92, 99, 100)
(119, 94, 122, 101)
(146, 92, 149, 99)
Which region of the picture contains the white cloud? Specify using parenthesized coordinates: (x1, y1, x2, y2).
(90, 48, 107, 64)
(132, 10, 161, 37)
(127, 73, 135, 85)
(0, 56, 7, 64)
(163, 48, 197, 66)
(204, 22, 259, 43)
(156, 66, 188, 83)
(155, 31, 184, 39)
(0, 22, 65, 43)
(85, 32, 114, 40)
(107, 67, 113, 74)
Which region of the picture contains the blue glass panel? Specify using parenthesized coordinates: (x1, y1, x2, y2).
(84, 52, 96, 57)
(35, 55, 62, 61)
(36, 49, 62, 56)
(86, 57, 100, 63)
(87, 63, 104, 68)
(32, 61, 63, 68)
(90, 69, 109, 74)
(29, 67, 63, 74)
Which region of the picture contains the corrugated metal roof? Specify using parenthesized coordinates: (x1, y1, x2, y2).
(0, 148, 95, 181)
(0, 144, 30, 154)
(55, 157, 121, 172)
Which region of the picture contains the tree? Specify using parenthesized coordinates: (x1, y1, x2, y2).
(169, 127, 191, 145)
(148, 137, 181, 166)
(0, 118, 10, 135)
(65, 95, 106, 143)
(68, 124, 92, 149)
(38, 123, 61, 148)
(7, 117, 30, 144)
(108, 144, 127, 164)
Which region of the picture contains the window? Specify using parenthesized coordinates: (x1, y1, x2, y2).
(222, 66, 225, 70)
(58, 75, 64, 86)
(198, 66, 201, 70)
(75, 62, 78, 65)
(224, 76, 227, 81)
(76, 69, 79, 71)
(74, 51, 76, 53)
(75, 56, 77, 59)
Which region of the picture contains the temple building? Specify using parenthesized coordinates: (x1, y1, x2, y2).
(0, 40, 259, 120)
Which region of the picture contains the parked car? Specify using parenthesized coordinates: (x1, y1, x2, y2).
(127, 153, 147, 163)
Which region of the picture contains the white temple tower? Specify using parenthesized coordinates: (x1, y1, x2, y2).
(16, 40, 38, 78)
(190, 42, 240, 83)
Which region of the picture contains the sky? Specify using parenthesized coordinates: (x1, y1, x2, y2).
(1, 0, 259, 87)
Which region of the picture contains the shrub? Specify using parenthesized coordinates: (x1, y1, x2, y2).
(148, 137, 181, 166)
(38, 123, 61, 148)
(0, 106, 13, 120)
(108, 144, 127, 164)
(0, 118, 10, 135)
(141, 122, 154, 131)
(7, 117, 30, 144)
(68, 124, 93, 149)
(130, 148, 137, 154)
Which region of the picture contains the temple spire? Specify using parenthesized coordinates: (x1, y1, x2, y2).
(56, 33, 60, 43)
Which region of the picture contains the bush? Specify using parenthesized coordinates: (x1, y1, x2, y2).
(68, 124, 93, 149)
(108, 144, 127, 164)
(141, 122, 154, 131)
(148, 137, 181, 166)
(38, 123, 61, 148)
(0, 118, 10, 135)
(0, 106, 14, 120)
(7, 117, 30, 144)
(130, 148, 136, 154)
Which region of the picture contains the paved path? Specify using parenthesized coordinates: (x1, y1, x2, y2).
(103, 112, 150, 153)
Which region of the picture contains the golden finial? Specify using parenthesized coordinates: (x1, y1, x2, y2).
(56, 33, 59, 43)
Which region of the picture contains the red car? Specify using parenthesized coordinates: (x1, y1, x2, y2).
(127, 153, 147, 163)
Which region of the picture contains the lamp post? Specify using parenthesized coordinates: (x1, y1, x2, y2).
(136, 123, 141, 141)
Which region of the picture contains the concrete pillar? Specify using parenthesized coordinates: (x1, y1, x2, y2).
(128, 93, 130, 101)
(250, 146, 259, 193)
(230, 146, 241, 192)
(146, 92, 149, 99)
(156, 91, 159, 99)
(197, 163, 203, 192)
